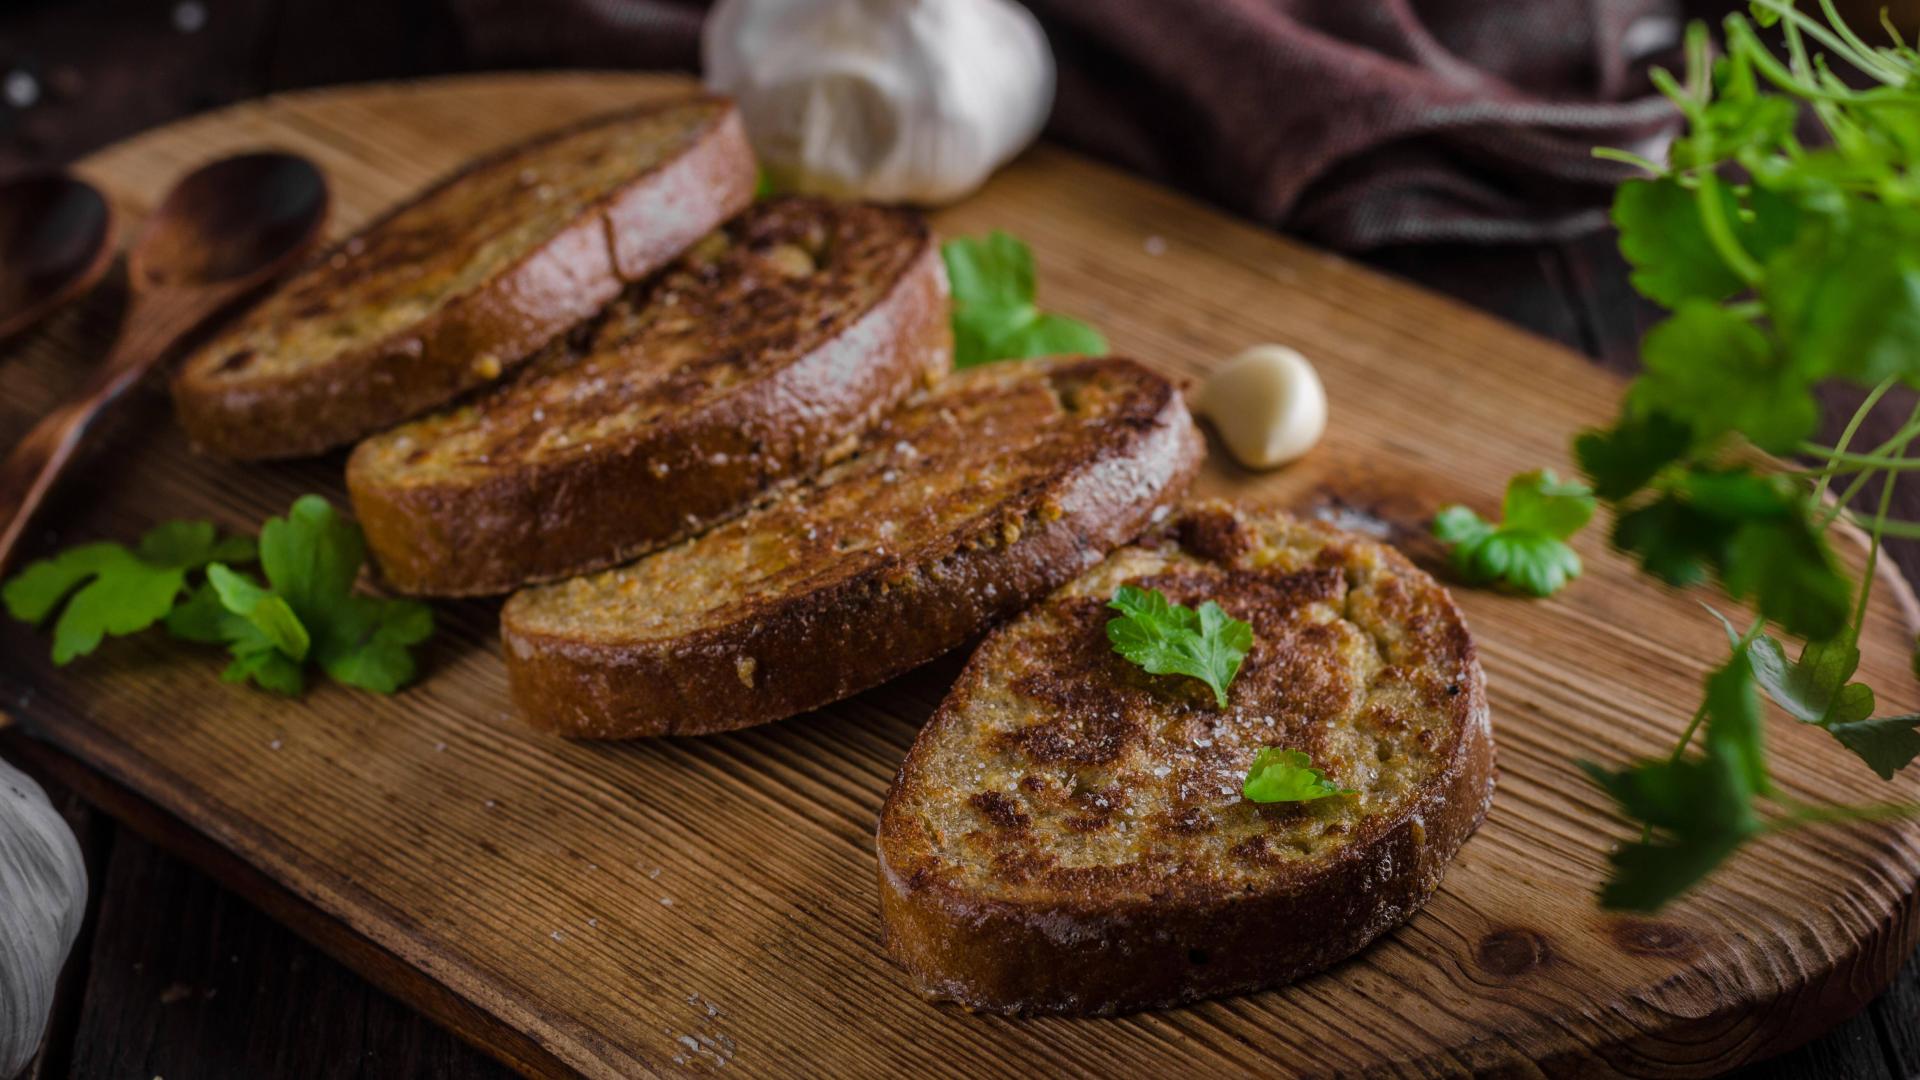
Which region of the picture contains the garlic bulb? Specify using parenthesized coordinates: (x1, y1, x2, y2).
(0, 758, 86, 1079)
(1198, 345, 1329, 470)
(702, 0, 1055, 205)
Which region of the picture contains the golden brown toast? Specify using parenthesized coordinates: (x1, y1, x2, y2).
(347, 197, 950, 596)
(500, 356, 1203, 738)
(877, 502, 1495, 1014)
(172, 96, 755, 460)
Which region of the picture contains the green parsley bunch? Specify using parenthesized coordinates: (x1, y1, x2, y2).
(1441, 1, 1920, 910)
(5, 495, 432, 697)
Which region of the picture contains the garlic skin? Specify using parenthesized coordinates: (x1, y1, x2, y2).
(702, 0, 1055, 205)
(1198, 345, 1329, 470)
(0, 757, 86, 1079)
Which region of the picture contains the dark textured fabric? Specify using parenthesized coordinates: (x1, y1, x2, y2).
(446, 0, 1686, 248)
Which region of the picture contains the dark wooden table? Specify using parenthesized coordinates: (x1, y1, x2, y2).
(2, 2, 1917, 1077)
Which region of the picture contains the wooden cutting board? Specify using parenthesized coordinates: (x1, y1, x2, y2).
(4, 72, 1918, 1079)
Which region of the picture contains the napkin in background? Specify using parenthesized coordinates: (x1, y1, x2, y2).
(450, 0, 1687, 248)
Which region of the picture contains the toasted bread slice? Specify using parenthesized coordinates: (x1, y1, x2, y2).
(501, 356, 1203, 738)
(347, 197, 951, 596)
(173, 96, 755, 460)
(877, 502, 1494, 1015)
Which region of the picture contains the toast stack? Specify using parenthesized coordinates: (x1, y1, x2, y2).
(876, 502, 1495, 1014)
(173, 97, 755, 459)
(346, 197, 951, 596)
(501, 357, 1203, 738)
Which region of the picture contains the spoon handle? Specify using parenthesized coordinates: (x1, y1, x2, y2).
(0, 289, 224, 574)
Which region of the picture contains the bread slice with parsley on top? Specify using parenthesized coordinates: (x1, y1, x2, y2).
(877, 501, 1494, 1015)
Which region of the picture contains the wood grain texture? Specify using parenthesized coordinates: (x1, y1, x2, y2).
(3, 72, 1920, 1077)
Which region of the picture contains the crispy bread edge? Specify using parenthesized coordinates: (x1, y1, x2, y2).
(346, 214, 951, 597)
(172, 97, 755, 460)
(497, 358, 1205, 738)
(872, 518, 1496, 1015)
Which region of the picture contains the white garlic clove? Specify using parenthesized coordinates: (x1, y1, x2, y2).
(702, 0, 1055, 206)
(0, 758, 87, 1078)
(1197, 344, 1328, 470)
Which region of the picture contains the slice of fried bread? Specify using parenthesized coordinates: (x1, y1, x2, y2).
(877, 502, 1495, 1014)
(174, 96, 755, 459)
(500, 356, 1203, 738)
(348, 197, 950, 596)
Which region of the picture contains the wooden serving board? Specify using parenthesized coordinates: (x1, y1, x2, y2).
(4, 72, 1919, 1079)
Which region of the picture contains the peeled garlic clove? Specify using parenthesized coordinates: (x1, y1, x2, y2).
(702, 0, 1054, 206)
(0, 758, 87, 1078)
(1197, 345, 1328, 470)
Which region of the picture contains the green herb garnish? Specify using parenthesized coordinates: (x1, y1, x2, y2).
(2, 520, 254, 664)
(169, 496, 433, 695)
(1489, 1, 1920, 909)
(1433, 470, 1595, 597)
(7, 495, 432, 696)
(1578, 641, 1767, 911)
(942, 231, 1107, 368)
(1105, 584, 1252, 708)
(1242, 749, 1353, 804)
(1708, 608, 1920, 781)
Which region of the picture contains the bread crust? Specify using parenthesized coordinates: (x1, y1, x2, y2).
(875, 506, 1496, 1015)
(172, 97, 755, 460)
(346, 201, 952, 596)
(499, 357, 1204, 738)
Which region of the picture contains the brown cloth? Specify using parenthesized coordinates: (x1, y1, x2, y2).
(450, 0, 1686, 248)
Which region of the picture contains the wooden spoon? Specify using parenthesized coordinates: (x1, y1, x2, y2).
(0, 152, 329, 572)
(0, 171, 114, 341)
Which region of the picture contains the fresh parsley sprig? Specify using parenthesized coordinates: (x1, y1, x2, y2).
(2, 520, 255, 664)
(1717, 609, 1920, 781)
(942, 232, 1107, 367)
(6, 495, 433, 696)
(1243, 748, 1353, 804)
(1477, 2, 1920, 908)
(1434, 470, 1595, 597)
(1105, 584, 1253, 708)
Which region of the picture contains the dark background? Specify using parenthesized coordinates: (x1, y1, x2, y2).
(1, 0, 1917, 1076)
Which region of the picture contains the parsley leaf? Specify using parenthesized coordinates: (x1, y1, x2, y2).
(207, 564, 310, 661)
(1575, 410, 1691, 501)
(1829, 716, 1920, 781)
(1613, 178, 1743, 308)
(1706, 610, 1919, 779)
(1702, 648, 1768, 794)
(943, 232, 1107, 368)
(1433, 469, 1594, 597)
(163, 578, 238, 644)
(3, 520, 256, 664)
(1611, 495, 1726, 588)
(1765, 196, 1920, 387)
(1105, 584, 1253, 708)
(313, 594, 435, 694)
(1612, 469, 1850, 642)
(1732, 622, 1873, 729)
(1630, 302, 1816, 454)
(1580, 647, 1766, 910)
(1580, 751, 1760, 911)
(1720, 515, 1852, 643)
(259, 494, 365, 623)
(168, 496, 433, 696)
(1243, 749, 1353, 803)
